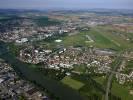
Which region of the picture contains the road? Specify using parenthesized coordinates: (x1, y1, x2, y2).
(105, 52, 123, 100)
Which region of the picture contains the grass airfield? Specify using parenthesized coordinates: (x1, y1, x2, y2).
(57, 26, 133, 51)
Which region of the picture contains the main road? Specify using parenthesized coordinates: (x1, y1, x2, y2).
(105, 51, 124, 100)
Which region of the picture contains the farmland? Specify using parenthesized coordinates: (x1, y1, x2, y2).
(111, 81, 133, 100)
(61, 76, 84, 90)
(56, 26, 133, 51)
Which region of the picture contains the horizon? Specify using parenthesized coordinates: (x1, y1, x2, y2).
(0, 0, 133, 10)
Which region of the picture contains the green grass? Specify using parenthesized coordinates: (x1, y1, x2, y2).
(111, 81, 133, 100)
(56, 26, 133, 51)
(94, 76, 106, 85)
(60, 33, 86, 46)
(34, 16, 61, 26)
(94, 77, 133, 100)
(61, 76, 84, 90)
(96, 26, 133, 50)
(58, 28, 121, 50)
(73, 64, 87, 74)
(38, 26, 132, 51)
(126, 60, 133, 68)
(83, 29, 119, 49)
(71, 75, 105, 100)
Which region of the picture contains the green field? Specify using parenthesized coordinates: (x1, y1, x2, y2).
(36, 25, 133, 51)
(58, 29, 120, 50)
(94, 76, 133, 100)
(96, 26, 133, 50)
(72, 75, 105, 100)
(126, 60, 133, 68)
(83, 29, 119, 49)
(73, 64, 87, 74)
(61, 75, 105, 99)
(54, 26, 133, 51)
(61, 76, 84, 90)
(94, 76, 106, 85)
(111, 82, 133, 100)
(34, 16, 61, 26)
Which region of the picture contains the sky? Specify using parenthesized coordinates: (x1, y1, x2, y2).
(0, 0, 133, 10)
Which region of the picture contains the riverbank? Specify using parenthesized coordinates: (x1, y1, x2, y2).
(0, 41, 84, 100)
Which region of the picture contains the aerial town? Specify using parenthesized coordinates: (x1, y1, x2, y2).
(0, 8, 133, 100)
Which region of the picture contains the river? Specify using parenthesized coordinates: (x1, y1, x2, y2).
(0, 41, 83, 100)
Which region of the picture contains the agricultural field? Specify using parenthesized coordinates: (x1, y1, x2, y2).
(61, 75, 105, 99)
(35, 25, 133, 52)
(74, 75, 105, 99)
(94, 76, 106, 85)
(59, 29, 116, 48)
(73, 64, 87, 74)
(61, 76, 84, 90)
(33, 16, 61, 26)
(95, 26, 133, 49)
(111, 81, 133, 100)
(55, 26, 133, 51)
(94, 76, 133, 100)
(61, 72, 133, 100)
